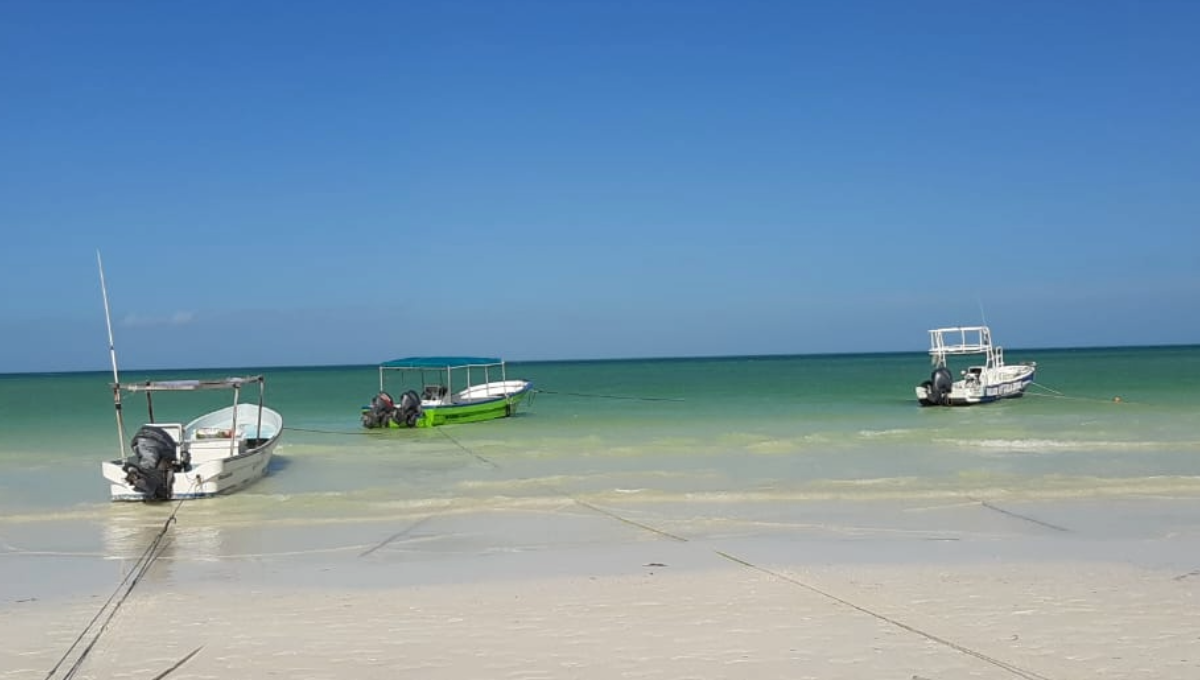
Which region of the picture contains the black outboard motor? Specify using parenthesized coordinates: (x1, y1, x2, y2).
(395, 389, 423, 427)
(122, 425, 184, 501)
(930, 367, 954, 406)
(362, 391, 396, 429)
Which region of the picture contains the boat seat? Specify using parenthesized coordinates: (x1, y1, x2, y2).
(188, 437, 247, 463)
(423, 384, 448, 400)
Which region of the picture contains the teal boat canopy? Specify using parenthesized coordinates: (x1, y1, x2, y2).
(380, 357, 503, 369)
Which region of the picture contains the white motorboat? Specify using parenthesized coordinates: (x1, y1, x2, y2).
(93, 252, 282, 501)
(915, 326, 1036, 406)
(100, 376, 283, 501)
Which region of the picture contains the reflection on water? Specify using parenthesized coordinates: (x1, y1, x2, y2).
(97, 497, 395, 589)
(102, 511, 224, 587)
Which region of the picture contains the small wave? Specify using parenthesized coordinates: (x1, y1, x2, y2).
(0, 506, 111, 524)
(857, 428, 916, 439)
(938, 438, 1166, 452)
(745, 439, 803, 454)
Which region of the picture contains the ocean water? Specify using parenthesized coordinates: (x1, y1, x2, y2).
(2, 346, 1199, 570)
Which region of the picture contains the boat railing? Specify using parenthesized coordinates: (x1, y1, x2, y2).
(928, 326, 994, 356)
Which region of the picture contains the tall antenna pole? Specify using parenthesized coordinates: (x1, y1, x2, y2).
(98, 251, 128, 461)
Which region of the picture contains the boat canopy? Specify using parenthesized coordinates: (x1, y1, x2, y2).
(380, 357, 503, 369)
(108, 375, 269, 460)
(117, 376, 265, 392)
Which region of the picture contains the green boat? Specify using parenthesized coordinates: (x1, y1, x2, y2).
(360, 356, 534, 429)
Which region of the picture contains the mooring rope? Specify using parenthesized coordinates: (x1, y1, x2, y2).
(148, 646, 204, 680)
(434, 426, 1057, 680)
(285, 387, 681, 440)
(714, 550, 1055, 680)
(1026, 382, 1135, 405)
(283, 426, 375, 435)
(46, 484, 194, 680)
(282, 387, 679, 438)
(436, 427, 499, 469)
(972, 498, 1071, 533)
(534, 389, 684, 402)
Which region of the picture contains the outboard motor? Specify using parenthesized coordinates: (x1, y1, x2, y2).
(361, 391, 396, 429)
(122, 425, 183, 501)
(930, 367, 954, 406)
(395, 389, 423, 427)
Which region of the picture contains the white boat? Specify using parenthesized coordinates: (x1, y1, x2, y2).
(100, 376, 283, 501)
(92, 253, 283, 502)
(914, 326, 1036, 406)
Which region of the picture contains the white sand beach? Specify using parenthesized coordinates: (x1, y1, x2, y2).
(4, 497, 1200, 680)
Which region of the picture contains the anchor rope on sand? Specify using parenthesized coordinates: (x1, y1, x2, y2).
(714, 549, 1055, 680)
(971, 498, 1071, 533)
(434, 428, 1057, 680)
(46, 485, 196, 680)
(438, 428, 691, 543)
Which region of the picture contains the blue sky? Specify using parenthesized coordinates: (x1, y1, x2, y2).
(2, 0, 1197, 372)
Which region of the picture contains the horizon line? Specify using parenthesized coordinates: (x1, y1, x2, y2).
(2, 341, 1197, 378)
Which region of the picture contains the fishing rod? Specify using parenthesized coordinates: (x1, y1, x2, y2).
(97, 251, 128, 462)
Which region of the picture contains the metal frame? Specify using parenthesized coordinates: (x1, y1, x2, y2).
(111, 376, 267, 461)
(377, 359, 509, 402)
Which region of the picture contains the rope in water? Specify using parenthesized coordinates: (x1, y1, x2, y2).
(283, 381, 678, 439)
(433, 428, 1057, 680)
(1026, 381, 1136, 405)
(534, 389, 684, 402)
(284, 426, 374, 435)
(283, 388, 680, 437)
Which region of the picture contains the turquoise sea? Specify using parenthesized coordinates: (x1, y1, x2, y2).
(2, 346, 1199, 574)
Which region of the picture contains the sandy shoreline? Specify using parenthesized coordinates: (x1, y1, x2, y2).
(5, 496, 1200, 679)
(6, 560, 1199, 679)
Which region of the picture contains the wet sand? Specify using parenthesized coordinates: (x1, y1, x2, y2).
(4, 496, 1200, 679)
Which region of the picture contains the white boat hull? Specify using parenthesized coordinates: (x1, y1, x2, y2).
(451, 379, 533, 404)
(916, 365, 1036, 406)
(102, 404, 283, 501)
(915, 326, 1036, 407)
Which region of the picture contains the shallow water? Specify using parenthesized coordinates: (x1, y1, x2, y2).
(2, 347, 1199, 571)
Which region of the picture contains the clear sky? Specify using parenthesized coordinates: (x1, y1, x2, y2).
(2, 0, 1197, 372)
